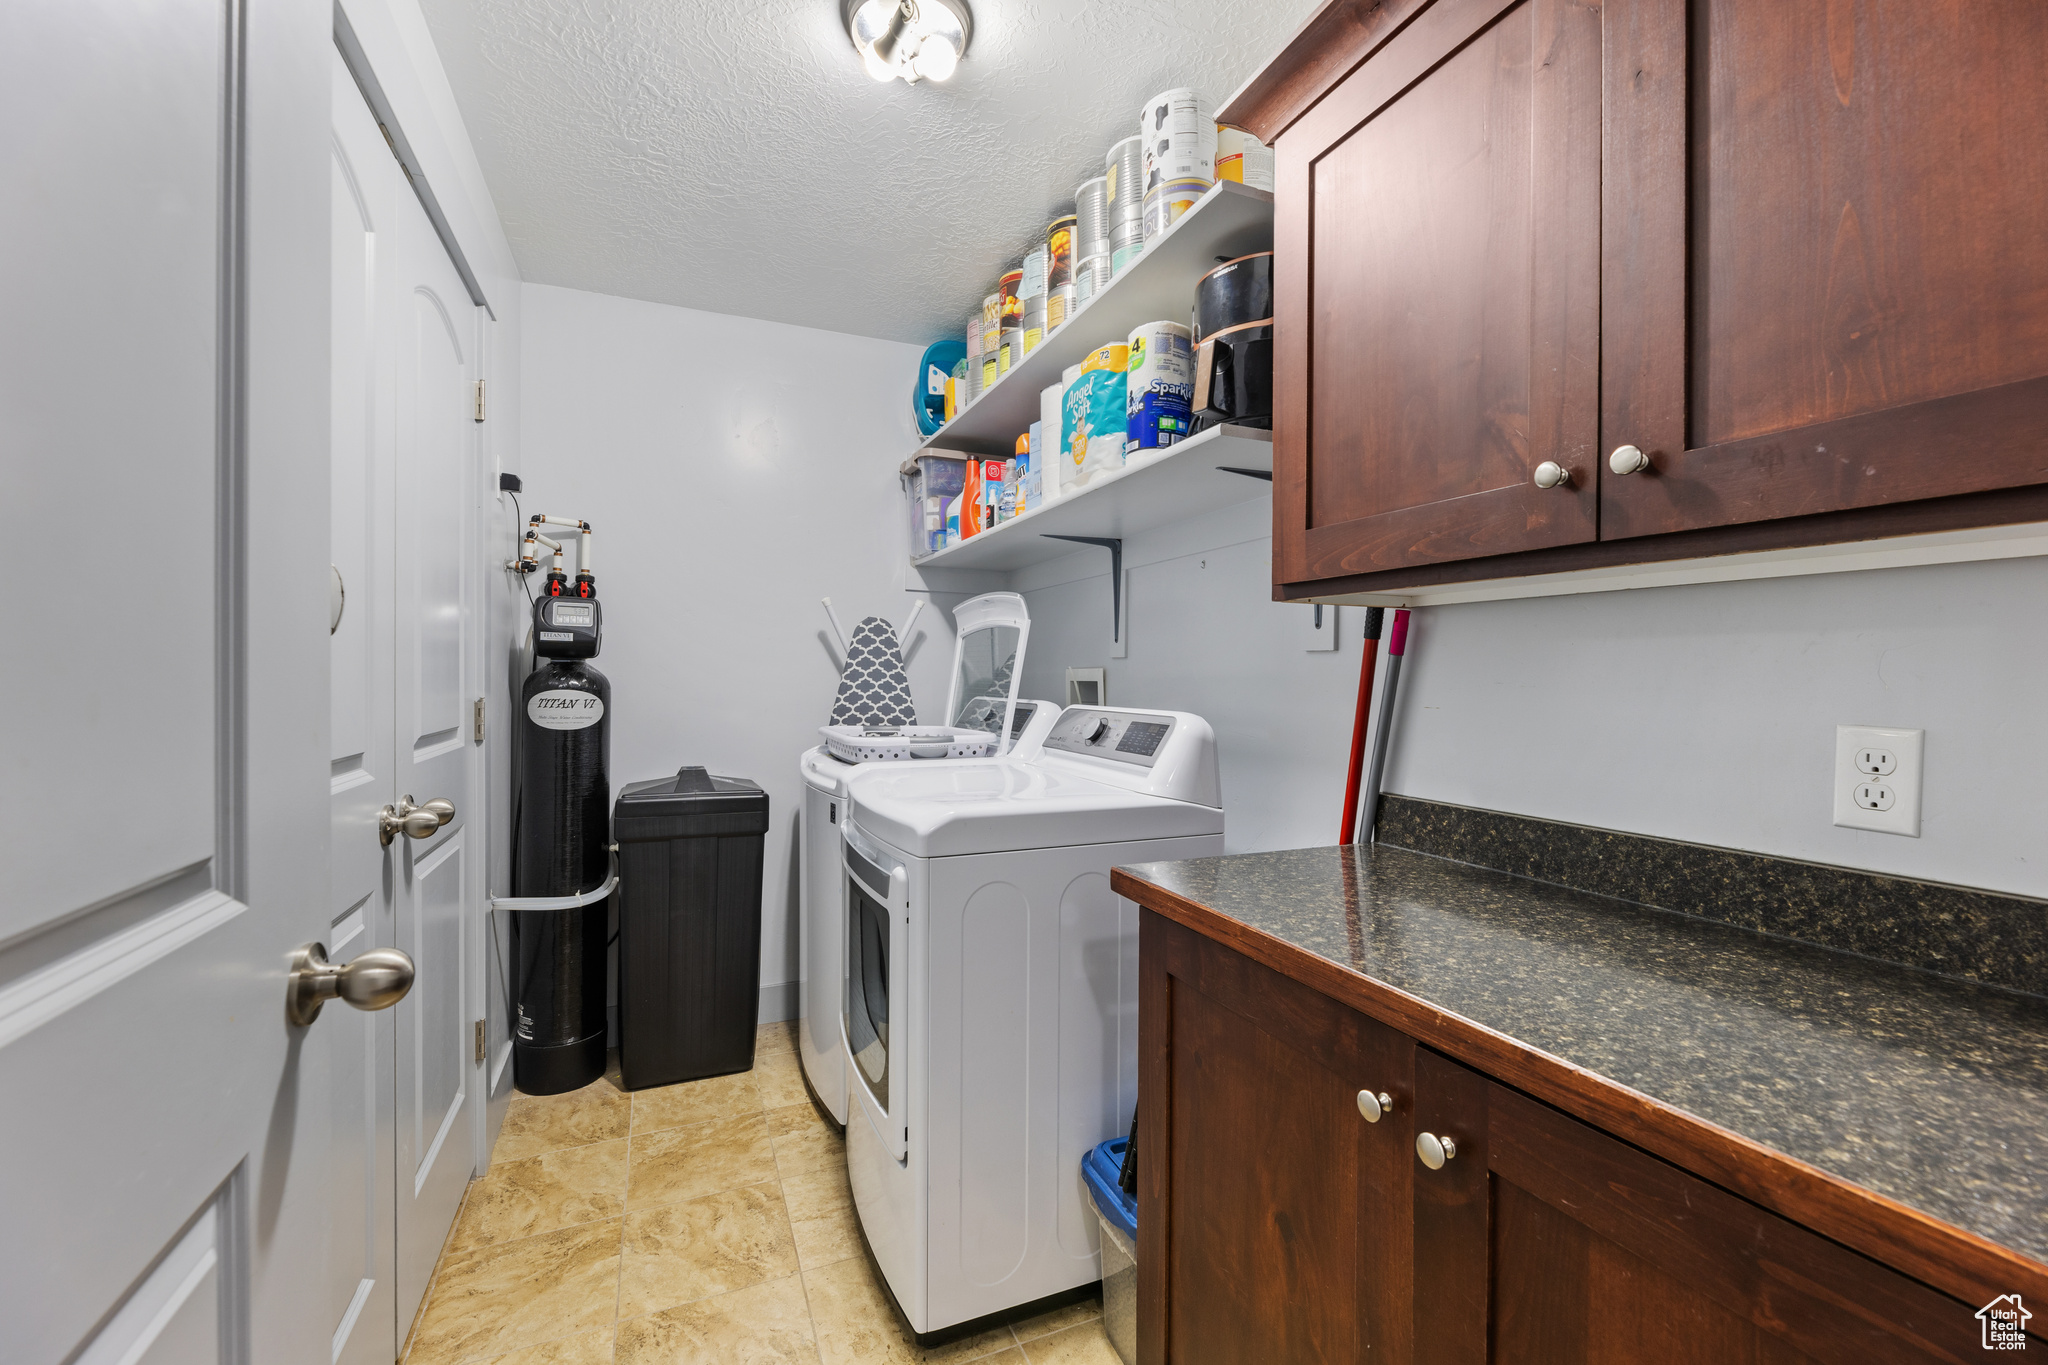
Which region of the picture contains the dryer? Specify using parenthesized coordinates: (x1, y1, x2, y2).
(796, 698, 1056, 1125)
(838, 706, 1224, 1337)
(797, 591, 1049, 1126)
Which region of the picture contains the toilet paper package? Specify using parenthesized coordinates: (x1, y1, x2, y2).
(1062, 344, 1129, 492)
(1126, 320, 1194, 454)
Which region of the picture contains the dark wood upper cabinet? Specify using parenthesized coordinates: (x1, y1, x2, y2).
(1238, 0, 2048, 593)
(1602, 0, 2048, 541)
(1274, 0, 1602, 582)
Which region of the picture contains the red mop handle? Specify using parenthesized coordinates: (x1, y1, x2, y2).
(1339, 607, 1386, 843)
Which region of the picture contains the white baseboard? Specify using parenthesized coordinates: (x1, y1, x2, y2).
(758, 980, 798, 1024)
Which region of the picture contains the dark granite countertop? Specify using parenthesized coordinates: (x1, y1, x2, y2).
(1120, 844, 2048, 1268)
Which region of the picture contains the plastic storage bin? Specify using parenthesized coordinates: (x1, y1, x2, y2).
(613, 766, 770, 1090)
(902, 453, 967, 558)
(1082, 1137, 1138, 1365)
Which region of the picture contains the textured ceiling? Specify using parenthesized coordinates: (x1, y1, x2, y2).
(415, 0, 1321, 343)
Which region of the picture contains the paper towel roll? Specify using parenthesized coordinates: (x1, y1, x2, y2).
(1039, 381, 1068, 503)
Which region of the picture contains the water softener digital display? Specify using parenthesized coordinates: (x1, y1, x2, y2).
(534, 595, 602, 659)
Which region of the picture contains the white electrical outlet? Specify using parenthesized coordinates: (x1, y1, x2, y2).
(1833, 725, 1923, 837)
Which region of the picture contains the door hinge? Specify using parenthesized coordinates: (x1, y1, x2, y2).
(473, 697, 486, 744)
(474, 1019, 487, 1065)
(473, 379, 486, 423)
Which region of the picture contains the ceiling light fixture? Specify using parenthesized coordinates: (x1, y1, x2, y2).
(844, 0, 971, 85)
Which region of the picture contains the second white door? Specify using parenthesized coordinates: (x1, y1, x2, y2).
(329, 50, 482, 1359)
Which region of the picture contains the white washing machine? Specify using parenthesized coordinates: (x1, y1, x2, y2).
(796, 593, 1050, 1126)
(838, 706, 1224, 1337)
(796, 699, 1057, 1125)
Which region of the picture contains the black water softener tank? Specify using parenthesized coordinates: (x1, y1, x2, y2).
(511, 587, 611, 1094)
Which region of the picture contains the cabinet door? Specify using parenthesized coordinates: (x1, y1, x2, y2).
(1139, 912, 1414, 1365)
(1602, 0, 2048, 539)
(1408, 1050, 1985, 1363)
(1273, 0, 1601, 584)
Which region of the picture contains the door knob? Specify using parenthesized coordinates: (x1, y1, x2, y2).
(1532, 461, 1572, 490)
(1608, 444, 1651, 475)
(287, 942, 415, 1026)
(1415, 1131, 1457, 1170)
(379, 795, 455, 845)
(1357, 1090, 1394, 1123)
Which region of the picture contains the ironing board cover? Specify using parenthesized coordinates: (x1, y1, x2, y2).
(829, 615, 918, 727)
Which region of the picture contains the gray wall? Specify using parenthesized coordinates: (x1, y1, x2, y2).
(520, 273, 2046, 1004)
(1016, 496, 2048, 901)
(518, 282, 953, 1005)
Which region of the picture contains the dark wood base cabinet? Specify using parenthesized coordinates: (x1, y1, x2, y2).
(1138, 912, 1991, 1364)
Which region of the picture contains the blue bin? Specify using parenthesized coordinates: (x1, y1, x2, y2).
(1082, 1137, 1138, 1365)
(1081, 1137, 1136, 1239)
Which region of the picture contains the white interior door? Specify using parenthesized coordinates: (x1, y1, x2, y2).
(328, 50, 484, 1344)
(1, 0, 332, 1361)
(386, 85, 483, 1332)
(391, 201, 482, 1328)
(329, 52, 401, 1365)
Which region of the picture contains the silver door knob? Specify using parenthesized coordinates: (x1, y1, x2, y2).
(1357, 1090, 1394, 1123)
(1608, 444, 1651, 475)
(287, 942, 415, 1026)
(1416, 1131, 1457, 1169)
(379, 795, 455, 845)
(1532, 461, 1572, 489)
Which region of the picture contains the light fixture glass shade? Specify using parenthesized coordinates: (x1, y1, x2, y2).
(845, 0, 969, 85)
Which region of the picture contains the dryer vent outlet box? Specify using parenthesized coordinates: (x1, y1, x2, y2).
(1067, 668, 1107, 706)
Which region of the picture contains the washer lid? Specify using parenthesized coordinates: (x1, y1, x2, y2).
(845, 759, 1223, 857)
(800, 701, 1062, 795)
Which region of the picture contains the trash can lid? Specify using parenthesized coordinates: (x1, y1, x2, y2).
(1081, 1137, 1136, 1240)
(615, 766, 768, 822)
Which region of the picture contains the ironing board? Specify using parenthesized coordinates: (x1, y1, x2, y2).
(829, 615, 918, 727)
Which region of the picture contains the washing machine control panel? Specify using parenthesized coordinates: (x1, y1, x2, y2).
(1044, 708, 1176, 768)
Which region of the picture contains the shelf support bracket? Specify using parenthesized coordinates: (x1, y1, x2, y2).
(1041, 534, 1124, 643)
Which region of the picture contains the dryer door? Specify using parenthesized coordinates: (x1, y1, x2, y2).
(842, 822, 909, 1161)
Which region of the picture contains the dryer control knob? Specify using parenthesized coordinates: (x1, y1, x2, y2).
(1088, 719, 1112, 744)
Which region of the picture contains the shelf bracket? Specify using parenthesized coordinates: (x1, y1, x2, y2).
(1041, 534, 1123, 644)
(1217, 466, 1273, 482)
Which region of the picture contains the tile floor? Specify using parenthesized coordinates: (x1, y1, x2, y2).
(400, 1021, 1120, 1365)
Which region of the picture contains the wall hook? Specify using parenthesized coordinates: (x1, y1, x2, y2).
(1041, 535, 1124, 643)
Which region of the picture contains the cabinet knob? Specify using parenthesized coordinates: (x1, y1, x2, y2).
(1608, 444, 1651, 476)
(1532, 461, 1572, 490)
(1415, 1131, 1457, 1170)
(1356, 1090, 1394, 1123)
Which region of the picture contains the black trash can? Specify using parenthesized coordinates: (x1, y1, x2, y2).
(613, 766, 771, 1091)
